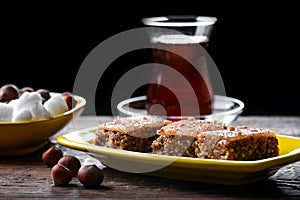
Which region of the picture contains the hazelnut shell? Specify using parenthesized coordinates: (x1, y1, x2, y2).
(42, 146, 63, 167)
(58, 156, 81, 177)
(78, 165, 104, 188)
(51, 164, 73, 186)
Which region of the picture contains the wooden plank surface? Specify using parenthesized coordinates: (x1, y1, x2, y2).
(1, 116, 300, 199)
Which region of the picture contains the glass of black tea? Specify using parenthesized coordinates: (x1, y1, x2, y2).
(142, 16, 217, 119)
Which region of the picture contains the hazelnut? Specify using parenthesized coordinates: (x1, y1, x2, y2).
(78, 165, 104, 188)
(61, 92, 72, 96)
(0, 84, 20, 102)
(62, 92, 77, 110)
(58, 156, 81, 177)
(20, 87, 34, 95)
(36, 89, 51, 103)
(42, 146, 63, 167)
(51, 164, 73, 186)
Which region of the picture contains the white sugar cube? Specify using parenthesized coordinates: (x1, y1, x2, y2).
(30, 102, 51, 120)
(8, 99, 18, 107)
(43, 95, 68, 116)
(0, 103, 13, 122)
(12, 108, 33, 122)
(13, 91, 43, 112)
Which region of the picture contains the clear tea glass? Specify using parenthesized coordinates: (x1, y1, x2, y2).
(142, 15, 217, 117)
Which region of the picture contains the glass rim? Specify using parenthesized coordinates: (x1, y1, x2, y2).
(142, 15, 217, 27)
(117, 95, 244, 120)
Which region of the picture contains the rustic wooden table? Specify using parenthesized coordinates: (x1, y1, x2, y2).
(1, 116, 300, 199)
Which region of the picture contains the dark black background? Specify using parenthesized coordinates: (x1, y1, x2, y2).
(1, 2, 299, 116)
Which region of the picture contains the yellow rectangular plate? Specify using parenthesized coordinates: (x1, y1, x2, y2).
(57, 127, 300, 185)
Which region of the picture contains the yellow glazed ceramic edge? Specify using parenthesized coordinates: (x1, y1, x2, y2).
(0, 93, 86, 152)
(57, 127, 300, 174)
(0, 141, 49, 156)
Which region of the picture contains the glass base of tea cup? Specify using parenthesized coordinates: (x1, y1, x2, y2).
(117, 95, 244, 125)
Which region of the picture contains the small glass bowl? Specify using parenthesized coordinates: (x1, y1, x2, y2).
(117, 95, 244, 125)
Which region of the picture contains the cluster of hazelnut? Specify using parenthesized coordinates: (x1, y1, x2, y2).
(42, 146, 104, 188)
(0, 83, 76, 122)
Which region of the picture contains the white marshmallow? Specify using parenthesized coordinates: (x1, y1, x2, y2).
(30, 102, 51, 120)
(0, 103, 13, 122)
(43, 95, 68, 116)
(12, 108, 32, 122)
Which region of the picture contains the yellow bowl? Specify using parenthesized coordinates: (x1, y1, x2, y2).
(0, 92, 86, 156)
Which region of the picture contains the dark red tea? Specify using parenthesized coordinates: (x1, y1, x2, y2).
(146, 35, 213, 117)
